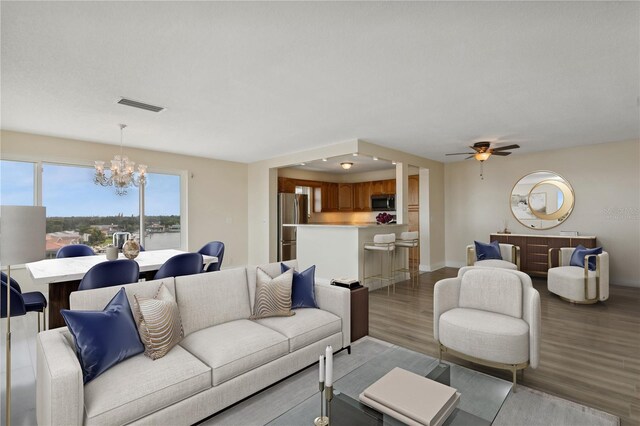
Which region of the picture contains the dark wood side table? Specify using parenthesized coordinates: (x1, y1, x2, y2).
(350, 285, 369, 342)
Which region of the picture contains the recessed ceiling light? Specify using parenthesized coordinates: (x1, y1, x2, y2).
(322, 158, 328, 162)
(300, 162, 306, 166)
(392, 161, 397, 165)
(352, 153, 358, 157)
(340, 162, 354, 170)
(373, 157, 379, 161)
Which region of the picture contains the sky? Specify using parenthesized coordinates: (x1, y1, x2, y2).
(1, 160, 180, 217)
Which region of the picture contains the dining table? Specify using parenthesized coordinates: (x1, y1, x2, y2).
(25, 249, 218, 329)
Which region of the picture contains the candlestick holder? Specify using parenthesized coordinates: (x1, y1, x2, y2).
(313, 381, 329, 426)
(325, 385, 334, 426)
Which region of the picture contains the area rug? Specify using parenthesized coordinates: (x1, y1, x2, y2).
(493, 385, 619, 426)
(202, 337, 619, 425)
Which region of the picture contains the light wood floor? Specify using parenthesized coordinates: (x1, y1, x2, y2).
(368, 268, 640, 426)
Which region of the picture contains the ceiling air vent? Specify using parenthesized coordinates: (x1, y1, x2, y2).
(117, 98, 165, 113)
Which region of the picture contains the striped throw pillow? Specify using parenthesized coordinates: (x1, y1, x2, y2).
(250, 267, 295, 319)
(134, 284, 184, 360)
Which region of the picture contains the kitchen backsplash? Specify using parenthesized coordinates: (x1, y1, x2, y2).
(310, 211, 397, 224)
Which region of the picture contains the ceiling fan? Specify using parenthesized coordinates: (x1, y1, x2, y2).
(446, 141, 520, 162)
(446, 141, 520, 180)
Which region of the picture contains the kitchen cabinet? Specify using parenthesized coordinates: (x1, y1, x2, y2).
(383, 179, 396, 194)
(278, 177, 297, 193)
(338, 183, 354, 211)
(408, 175, 419, 208)
(321, 182, 339, 212)
(353, 182, 372, 211)
(490, 233, 597, 276)
(370, 180, 385, 195)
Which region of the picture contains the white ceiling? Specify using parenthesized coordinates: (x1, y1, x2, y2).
(1, 2, 638, 163)
(291, 154, 395, 174)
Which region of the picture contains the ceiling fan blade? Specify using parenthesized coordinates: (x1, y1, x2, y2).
(491, 144, 520, 152)
(470, 146, 483, 153)
(492, 151, 512, 156)
(465, 155, 474, 160)
(446, 152, 475, 156)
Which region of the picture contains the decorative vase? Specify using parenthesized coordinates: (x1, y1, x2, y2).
(106, 245, 119, 261)
(122, 237, 140, 260)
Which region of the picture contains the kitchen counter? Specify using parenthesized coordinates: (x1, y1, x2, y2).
(294, 223, 409, 290)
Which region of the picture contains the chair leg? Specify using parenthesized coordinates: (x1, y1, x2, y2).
(512, 365, 517, 391)
(37, 312, 41, 333)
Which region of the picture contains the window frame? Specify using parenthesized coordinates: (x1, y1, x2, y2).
(1, 155, 187, 251)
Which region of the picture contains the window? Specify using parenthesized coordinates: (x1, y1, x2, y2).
(42, 163, 141, 258)
(2, 160, 184, 257)
(1, 160, 35, 205)
(143, 173, 181, 250)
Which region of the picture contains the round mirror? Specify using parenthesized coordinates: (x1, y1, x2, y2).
(510, 171, 574, 229)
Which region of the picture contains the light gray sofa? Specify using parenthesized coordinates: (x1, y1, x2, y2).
(36, 260, 351, 426)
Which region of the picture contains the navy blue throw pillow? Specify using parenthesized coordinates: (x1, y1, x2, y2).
(569, 245, 602, 271)
(281, 263, 318, 309)
(61, 287, 144, 384)
(474, 240, 502, 261)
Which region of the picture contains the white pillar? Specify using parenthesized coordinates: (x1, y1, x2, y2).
(395, 162, 409, 224)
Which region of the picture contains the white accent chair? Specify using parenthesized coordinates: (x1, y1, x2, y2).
(547, 248, 609, 304)
(434, 267, 540, 388)
(466, 243, 520, 270)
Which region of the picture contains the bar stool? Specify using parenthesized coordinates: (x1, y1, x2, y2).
(363, 233, 396, 295)
(394, 231, 420, 287)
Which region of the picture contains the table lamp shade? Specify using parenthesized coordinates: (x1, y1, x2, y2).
(0, 206, 46, 265)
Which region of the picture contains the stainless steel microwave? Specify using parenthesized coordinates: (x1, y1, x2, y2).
(371, 194, 396, 211)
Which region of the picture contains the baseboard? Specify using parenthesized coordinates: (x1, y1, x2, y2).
(445, 261, 466, 268)
(419, 262, 446, 272)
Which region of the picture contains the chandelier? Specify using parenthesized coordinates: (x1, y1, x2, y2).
(94, 124, 147, 196)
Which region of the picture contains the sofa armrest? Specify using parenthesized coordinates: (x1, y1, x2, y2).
(37, 329, 84, 426)
(433, 278, 461, 342)
(315, 279, 351, 348)
(522, 286, 541, 369)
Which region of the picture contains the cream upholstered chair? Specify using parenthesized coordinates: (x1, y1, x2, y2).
(434, 267, 540, 388)
(547, 248, 609, 304)
(466, 243, 520, 270)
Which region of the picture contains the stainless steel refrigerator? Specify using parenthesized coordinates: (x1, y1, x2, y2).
(278, 193, 308, 261)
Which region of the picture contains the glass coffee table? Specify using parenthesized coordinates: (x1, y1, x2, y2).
(269, 344, 512, 426)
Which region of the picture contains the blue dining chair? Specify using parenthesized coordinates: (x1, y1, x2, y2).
(78, 259, 140, 291)
(154, 253, 203, 280)
(56, 244, 95, 258)
(198, 241, 225, 272)
(1, 274, 48, 331)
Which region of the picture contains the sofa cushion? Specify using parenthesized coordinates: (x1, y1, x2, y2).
(250, 268, 295, 319)
(175, 267, 251, 336)
(84, 345, 211, 426)
(61, 288, 144, 384)
(474, 259, 518, 270)
(459, 268, 522, 318)
(179, 319, 289, 386)
(474, 240, 502, 261)
(257, 308, 341, 352)
(247, 260, 298, 311)
(439, 308, 529, 365)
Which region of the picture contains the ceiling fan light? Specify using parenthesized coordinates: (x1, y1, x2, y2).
(474, 152, 491, 161)
(340, 162, 353, 170)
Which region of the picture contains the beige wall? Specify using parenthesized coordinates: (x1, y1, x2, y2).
(444, 139, 640, 287)
(1, 130, 249, 268)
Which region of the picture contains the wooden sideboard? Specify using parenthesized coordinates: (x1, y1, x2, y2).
(490, 233, 597, 276)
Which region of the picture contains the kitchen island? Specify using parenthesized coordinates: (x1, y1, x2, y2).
(285, 223, 409, 290)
